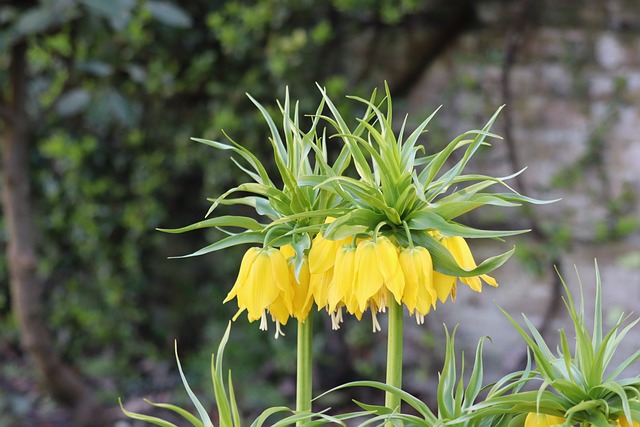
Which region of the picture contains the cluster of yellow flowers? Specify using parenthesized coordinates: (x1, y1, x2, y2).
(225, 226, 497, 337)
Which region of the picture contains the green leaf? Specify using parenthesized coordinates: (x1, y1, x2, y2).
(314, 176, 381, 211)
(246, 93, 287, 164)
(417, 132, 474, 187)
(119, 398, 181, 427)
(174, 343, 214, 427)
(213, 196, 279, 219)
(407, 210, 529, 239)
(158, 215, 265, 234)
(423, 107, 504, 198)
(146, 1, 192, 28)
(316, 85, 374, 184)
(192, 137, 272, 186)
(323, 208, 383, 239)
(351, 400, 393, 415)
(212, 322, 233, 427)
(464, 336, 489, 409)
(411, 232, 515, 277)
(56, 89, 91, 116)
(437, 325, 457, 419)
(228, 371, 242, 427)
(317, 380, 436, 422)
(142, 400, 205, 427)
(249, 406, 294, 427)
(290, 232, 311, 280)
(169, 231, 264, 258)
(499, 308, 557, 380)
(14, 4, 78, 35)
(470, 390, 568, 416)
(81, 0, 134, 30)
(267, 208, 348, 227)
(400, 107, 441, 168)
(605, 349, 640, 383)
(593, 260, 603, 349)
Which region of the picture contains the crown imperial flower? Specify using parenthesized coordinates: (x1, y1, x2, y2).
(281, 245, 313, 323)
(444, 235, 499, 292)
(224, 247, 293, 336)
(353, 236, 405, 313)
(399, 245, 436, 324)
(163, 84, 552, 336)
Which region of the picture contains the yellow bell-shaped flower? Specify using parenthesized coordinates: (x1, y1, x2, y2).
(399, 246, 436, 322)
(308, 232, 350, 308)
(428, 231, 457, 303)
(224, 247, 293, 324)
(433, 269, 457, 303)
(327, 244, 356, 314)
(224, 247, 261, 311)
(618, 416, 640, 427)
(280, 245, 313, 322)
(353, 236, 404, 313)
(524, 413, 566, 427)
(444, 235, 498, 292)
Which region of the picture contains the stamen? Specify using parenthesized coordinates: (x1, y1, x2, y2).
(274, 322, 285, 339)
(415, 314, 425, 325)
(331, 312, 340, 330)
(377, 292, 387, 313)
(330, 307, 344, 330)
(371, 310, 381, 333)
(259, 311, 268, 331)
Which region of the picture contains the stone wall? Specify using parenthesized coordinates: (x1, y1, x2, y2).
(393, 0, 640, 398)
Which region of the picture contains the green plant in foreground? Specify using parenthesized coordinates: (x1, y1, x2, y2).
(120, 322, 364, 427)
(317, 326, 532, 427)
(120, 323, 239, 427)
(471, 262, 640, 427)
(307, 263, 640, 427)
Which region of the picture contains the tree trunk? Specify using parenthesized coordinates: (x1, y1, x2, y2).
(1, 40, 112, 427)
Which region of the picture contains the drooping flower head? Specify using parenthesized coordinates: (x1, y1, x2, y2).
(280, 244, 312, 323)
(399, 245, 436, 324)
(223, 246, 293, 337)
(162, 84, 552, 335)
(304, 84, 552, 329)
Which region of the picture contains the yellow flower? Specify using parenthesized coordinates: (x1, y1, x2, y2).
(328, 245, 355, 306)
(309, 232, 340, 274)
(353, 236, 404, 313)
(524, 413, 566, 427)
(427, 231, 457, 303)
(224, 247, 293, 334)
(399, 246, 436, 323)
(326, 244, 357, 329)
(280, 245, 313, 323)
(618, 416, 640, 427)
(224, 247, 261, 312)
(309, 268, 334, 309)
(308, 232, 350, 308)
(433, 269, 457, 303)
(442, 235, 498, 292)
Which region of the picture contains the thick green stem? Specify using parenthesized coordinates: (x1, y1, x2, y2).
(296, 311, 313, 422)
(385, 299, 403, 415)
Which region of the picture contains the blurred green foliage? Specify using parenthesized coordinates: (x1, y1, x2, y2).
(0, 0, 437, 413)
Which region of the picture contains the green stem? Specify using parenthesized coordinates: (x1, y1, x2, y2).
(296, 311, 313, 423)
(385, 299, 404, 417)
